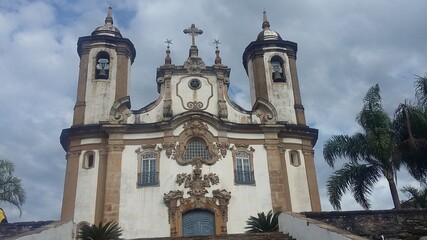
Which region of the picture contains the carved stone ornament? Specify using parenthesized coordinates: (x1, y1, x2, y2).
(156, 77, 165, 84)
(215, 142, 229, 158)
(218, 100, 228, 119)
(183, 118, 208, 136)
(65, 150, 81, 160)
(109, 96, 132, 124)
(252, 98, 277, 124)
(186, 101, 204, 110)
(172, 118, 222, 166)
(163, 99, 173, 119)
(183, 56, 205, 75)
(162, 142, 176, 159)
(135, 144, 159, 154)
(164, 166, 231, 237)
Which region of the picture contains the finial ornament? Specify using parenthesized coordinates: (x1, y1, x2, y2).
(262, 10, 270, 29)
(164, 39, 172, 65)
(105, 6, 113, 25)
(213, 39, 222, 65)
(183, 24, 203, 47)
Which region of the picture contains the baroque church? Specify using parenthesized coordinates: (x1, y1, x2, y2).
(60, 7, 321, 239)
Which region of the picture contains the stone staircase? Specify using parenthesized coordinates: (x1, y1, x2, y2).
(131, 232, 295, 240)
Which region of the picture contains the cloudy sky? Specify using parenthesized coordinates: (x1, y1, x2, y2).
(0, 0, 426, 222)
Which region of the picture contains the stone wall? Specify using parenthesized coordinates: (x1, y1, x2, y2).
(0, 221, 54, 239)
(302, 209, 427, 240)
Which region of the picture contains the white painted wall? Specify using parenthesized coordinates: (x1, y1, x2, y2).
(117, 130, 275, 239)
(84, 48, 118, 124)
(16, 221, 76, 240)
(73, 150, 99, 224)
(81, 138, 102, 144)
(279, 213, 367, 240)
(285, 149, 312, 212)
(263, 51, 297, 124)
(171, 75, 218, 116)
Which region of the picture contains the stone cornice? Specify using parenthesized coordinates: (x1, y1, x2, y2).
(77, 35, 136, 63)
(242, 39, 298, 72)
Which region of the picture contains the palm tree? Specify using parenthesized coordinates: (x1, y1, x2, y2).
(400, 186, 427, 209)
(244, 210, 280, 233)
(77, 221, 123, 240)
(393, 75, 427, 183)
(323, 84, 401, 210)
(0, 159, 26, 216)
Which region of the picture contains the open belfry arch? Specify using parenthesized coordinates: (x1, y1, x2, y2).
(60, 7, 321, 239)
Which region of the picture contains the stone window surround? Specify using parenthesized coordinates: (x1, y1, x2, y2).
(289, 150, 301, 167)
(82, 150, 95, 170)
(135, 144, 161, 187)
(231, 144, 255, 185)
(269, 55, 286, 83)
(94, 50, 110, 80)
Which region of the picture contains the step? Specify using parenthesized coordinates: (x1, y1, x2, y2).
(131, 232, 295, 240)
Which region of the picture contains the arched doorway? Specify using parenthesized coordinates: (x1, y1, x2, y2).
(182, 209, 215, 236)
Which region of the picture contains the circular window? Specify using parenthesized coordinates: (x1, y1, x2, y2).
(189, 78, 201, 90)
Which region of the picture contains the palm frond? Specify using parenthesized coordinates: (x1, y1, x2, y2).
(401, 185, 427, 209)
(393, 102, 427, 183)
(323, 133, 367, 168)
(77, 221, 123, 240)
(362, 84, 382, 112)
(327, 163, 380, 210)
(244, 210, 280, 233)
(415, 74, 427, 112)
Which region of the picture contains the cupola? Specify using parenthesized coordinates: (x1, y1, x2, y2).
(256, 11, 282, 41)
(92, 7, 122, 38)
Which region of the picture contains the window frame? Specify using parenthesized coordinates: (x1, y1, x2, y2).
(95, 51, 110, 80)
(82, 151, 95, 170)
(182, 138, 212, 163)
(289, 150, 301, 167)
(231, 145, 255, 185)
(136, 145, 160, 187)
(270, 55, 286, 83)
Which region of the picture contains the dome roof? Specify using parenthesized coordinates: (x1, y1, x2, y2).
(91, 7, 122, 38)
(256, 11, 282, 41)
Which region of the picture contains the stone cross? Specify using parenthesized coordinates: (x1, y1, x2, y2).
(183, 24, 203, 47)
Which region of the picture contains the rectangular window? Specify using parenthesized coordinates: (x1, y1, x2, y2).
(235, 152, 255, 184)
(138, 152, 159, 186)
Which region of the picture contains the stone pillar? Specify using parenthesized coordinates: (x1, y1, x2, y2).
(115, 49, 130, 101)
(278, 145, 292, 211)
(103, 127, 126, 223)
(288, 56, 306, 125)
(302, 144, 321, 211)
(61, 148, 81, 221)
(94, 148, 108, 224)
(264, 142, 288, 212)
(73, 46, 90, 126)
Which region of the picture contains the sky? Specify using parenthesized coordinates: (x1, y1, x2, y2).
(0, 0, 426, 223)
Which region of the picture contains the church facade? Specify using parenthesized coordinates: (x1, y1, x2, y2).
(60, 7, 321, 239)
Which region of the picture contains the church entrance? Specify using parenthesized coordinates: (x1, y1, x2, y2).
(182, 209, 215, 236)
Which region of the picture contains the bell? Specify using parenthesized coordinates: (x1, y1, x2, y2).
(273, 71, 283, 81)
(97, 69, 108, 79)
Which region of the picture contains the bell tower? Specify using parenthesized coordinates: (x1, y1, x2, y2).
(72, 7, 136, 126)
(243, 11, 306, 125)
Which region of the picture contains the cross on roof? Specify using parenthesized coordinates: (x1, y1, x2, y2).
(213, 39, 221, 49)
(183, 24, 203, 47)
(165, 39, 172, 48)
